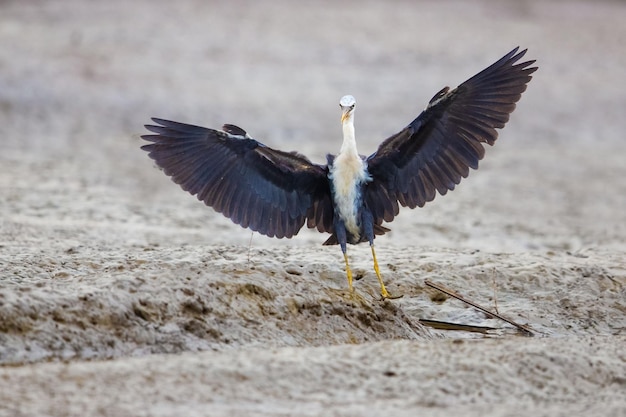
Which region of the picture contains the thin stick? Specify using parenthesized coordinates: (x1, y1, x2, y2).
(425, 279, 534, 336)
(419, 319, 496, 334)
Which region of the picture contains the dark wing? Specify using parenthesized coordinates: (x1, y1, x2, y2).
(141, 118, 333, 239)
(365, 47, 537, 225)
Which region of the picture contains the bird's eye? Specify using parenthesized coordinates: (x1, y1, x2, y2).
(350, 105, 355, 110)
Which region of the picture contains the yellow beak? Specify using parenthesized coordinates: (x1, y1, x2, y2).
(341, 110, 350, 124)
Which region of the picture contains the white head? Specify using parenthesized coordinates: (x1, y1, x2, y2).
(339, 95, 356, 124)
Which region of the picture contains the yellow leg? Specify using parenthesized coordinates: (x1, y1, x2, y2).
(343, 252, 354, 295)
(371, 245, 401, 299)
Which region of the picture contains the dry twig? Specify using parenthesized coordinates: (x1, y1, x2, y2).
(425, 279, 534, 336)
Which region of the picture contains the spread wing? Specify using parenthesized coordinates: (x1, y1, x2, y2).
(141, 118, 333, 239)
(365, 47, 537, 225)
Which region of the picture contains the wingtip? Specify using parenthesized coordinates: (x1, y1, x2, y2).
(150, 117, 169, 125)
(509, 46, 526, 61)
(142, 118, 167, 132)
(143, 124, 165, 135)
(506, 47, 538, 73)
(143, 118, 180, 135)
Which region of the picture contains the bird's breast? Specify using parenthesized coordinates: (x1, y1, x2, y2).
(329, 153, 371, 240)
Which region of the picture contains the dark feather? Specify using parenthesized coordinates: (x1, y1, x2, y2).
(141, 119, 333, 238)
(222, 124, 247, 136)
(366, 47, 537, 223)
(322, 224, 391, 246)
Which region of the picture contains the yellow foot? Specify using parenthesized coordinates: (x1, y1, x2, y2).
(378, 289, 404, 301)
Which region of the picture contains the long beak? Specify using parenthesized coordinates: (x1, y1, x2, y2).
(341, 109, 350, 124)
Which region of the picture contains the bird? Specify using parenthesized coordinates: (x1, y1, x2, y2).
(141, 47, 537, 300)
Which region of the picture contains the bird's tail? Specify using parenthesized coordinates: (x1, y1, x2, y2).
(322, 224, 391, 246)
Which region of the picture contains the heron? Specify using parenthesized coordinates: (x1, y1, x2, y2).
(141, 47, 537, 300)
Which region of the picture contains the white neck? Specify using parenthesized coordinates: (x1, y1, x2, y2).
(332, 112, 367, 239)
(340, 115, 358, 157)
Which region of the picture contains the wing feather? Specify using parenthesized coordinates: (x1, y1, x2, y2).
(366, 47, 537, 218)
(141, 119, 332, 238)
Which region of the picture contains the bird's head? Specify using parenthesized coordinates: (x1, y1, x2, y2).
(339, 95, 356, 124)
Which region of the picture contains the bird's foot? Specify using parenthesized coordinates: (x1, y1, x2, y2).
(378, 290, 404, 301)
(369, 245, 402, 301)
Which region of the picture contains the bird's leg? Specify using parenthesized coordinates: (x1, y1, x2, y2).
(370, 243, 401, 300)
(370, 243, 389, 298)
(362, 210, 401, 300)
(343, 251, 355, 295)
(335, 223, 358, 299)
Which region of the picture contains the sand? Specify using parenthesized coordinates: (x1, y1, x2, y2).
(0, 0, 624, 416)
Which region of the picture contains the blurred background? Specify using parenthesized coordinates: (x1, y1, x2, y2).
(1, 0, 625, 254)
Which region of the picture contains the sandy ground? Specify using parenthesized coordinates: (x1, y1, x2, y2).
(1, 0, 625, 416)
